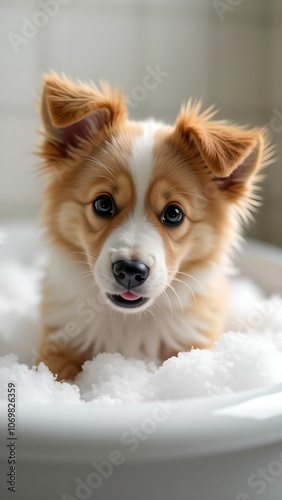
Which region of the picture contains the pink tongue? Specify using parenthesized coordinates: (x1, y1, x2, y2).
(120, 291, 142, 301)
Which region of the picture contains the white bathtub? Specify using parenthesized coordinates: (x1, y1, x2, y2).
(0, 232, 282, 500)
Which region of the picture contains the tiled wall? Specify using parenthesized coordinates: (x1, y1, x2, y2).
(0, 0, 281, 244)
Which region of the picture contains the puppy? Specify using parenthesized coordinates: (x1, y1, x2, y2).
(36, 73, 274, 380)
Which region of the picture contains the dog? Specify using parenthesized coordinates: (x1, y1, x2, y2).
(35, 73, 274, 381)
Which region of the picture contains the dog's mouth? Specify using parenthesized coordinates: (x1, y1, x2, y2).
(107, 291, 149, 309)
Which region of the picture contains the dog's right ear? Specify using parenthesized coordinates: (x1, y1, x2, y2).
(40, 73, 127, 160)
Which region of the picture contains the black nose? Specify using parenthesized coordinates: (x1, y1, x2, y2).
(112, 259, 150, 290)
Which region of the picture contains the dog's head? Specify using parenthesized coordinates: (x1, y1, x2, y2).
(39, 73, 273, 313)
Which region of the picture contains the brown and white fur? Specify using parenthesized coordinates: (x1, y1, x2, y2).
(36, 73, 274, 381)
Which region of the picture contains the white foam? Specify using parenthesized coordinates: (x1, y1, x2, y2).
(0, 225, 282, 404)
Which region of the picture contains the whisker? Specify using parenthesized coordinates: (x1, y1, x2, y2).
(66, 254, 98, 268)
(145, 302, 159, 322)
(71, 274, 94, 287)
(86, 155, 114, 169)
(162, 281, 184, 313)
(71, 270, 94, 283)
(168, 270, 203, 289)
(171, 277, 197, 306)
(85, 156, 115, 178)
(161, 289, 173, 318)
(94, 174, 115, 183)
(81, 279, 97, 297)
(67, 260, 93, 267)
(167, 191, 210, 204)
(146, 307, 157, 322)
(66, 250, 98, 263)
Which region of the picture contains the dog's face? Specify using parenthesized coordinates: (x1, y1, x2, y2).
(39, 74, 272, 313)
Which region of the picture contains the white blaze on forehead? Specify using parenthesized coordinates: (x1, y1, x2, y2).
(129, 120, 164, 216)
(105, 120, 166, 265)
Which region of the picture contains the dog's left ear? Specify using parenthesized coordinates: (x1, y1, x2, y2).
(175, 104, 272, 196)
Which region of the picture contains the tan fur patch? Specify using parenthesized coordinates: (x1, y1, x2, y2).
(41, 121, 142, 260)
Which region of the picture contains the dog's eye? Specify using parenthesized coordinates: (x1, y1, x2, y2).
(162, 204, 184, 226)
(93, 195, 116, 218)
